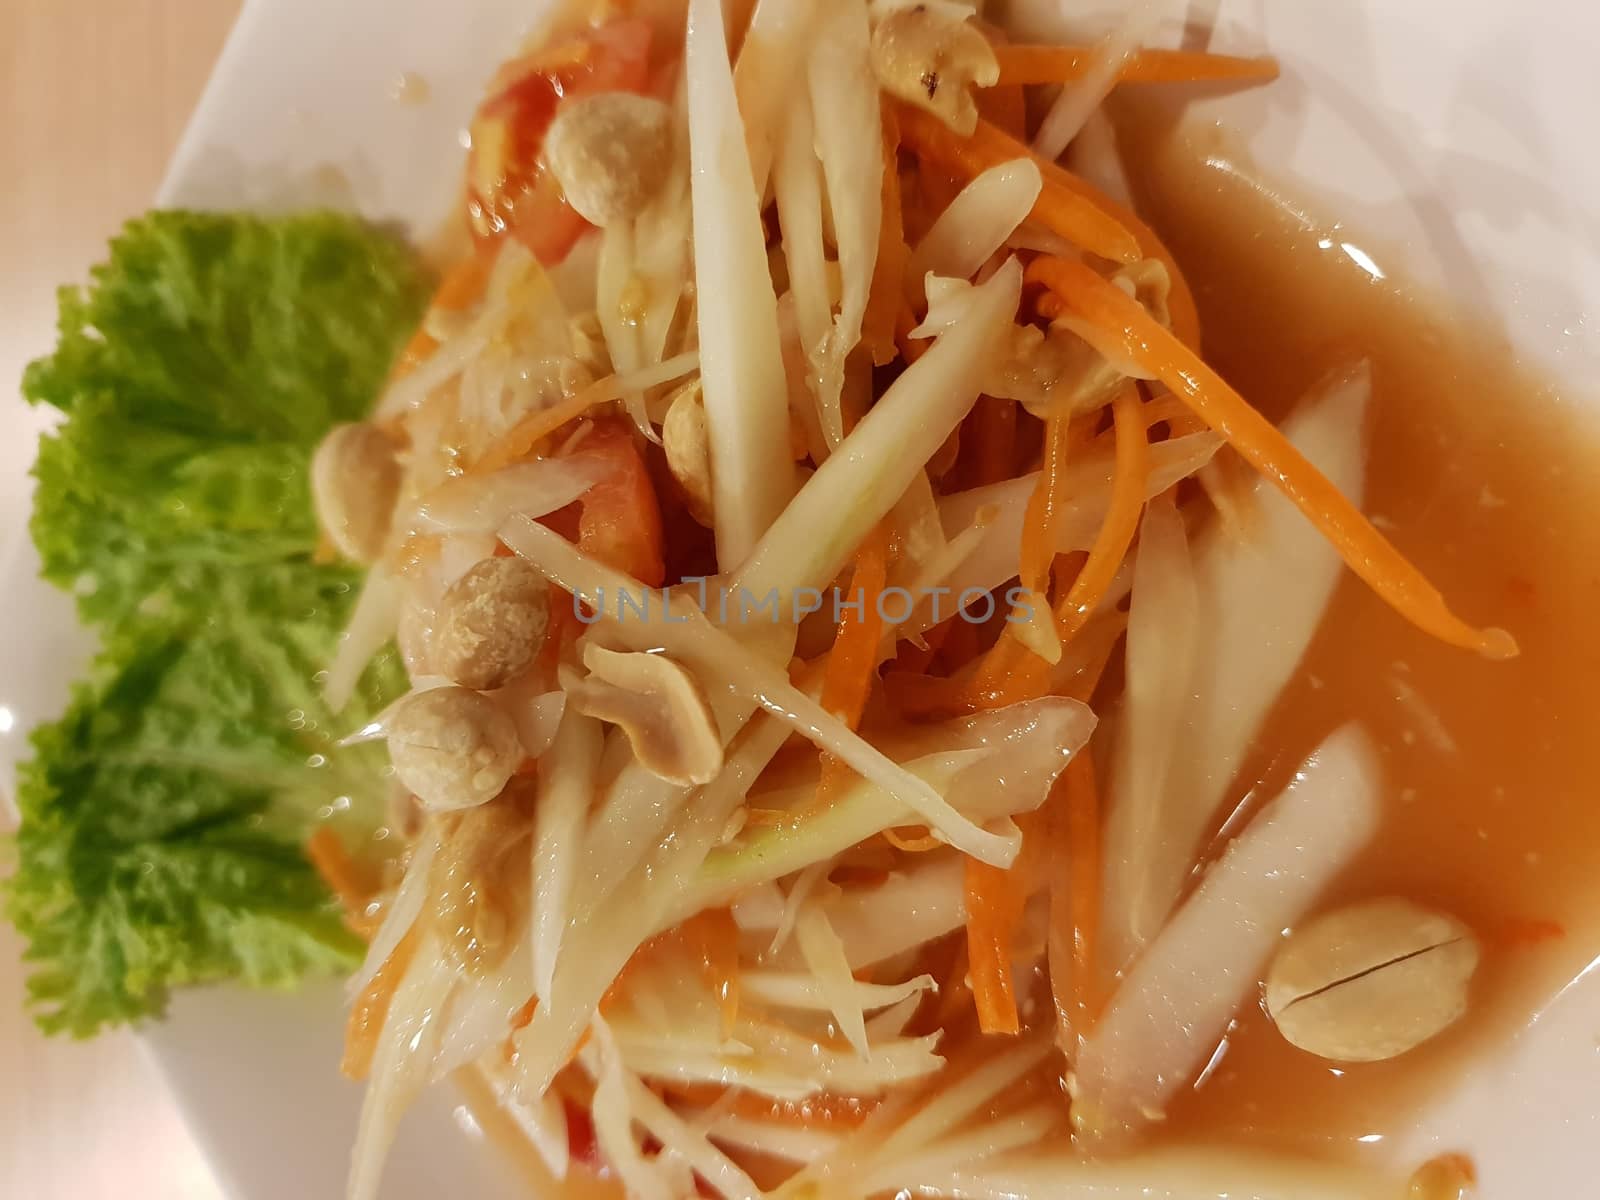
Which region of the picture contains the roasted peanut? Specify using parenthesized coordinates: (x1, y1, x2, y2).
(544, 92, 674, 227)
(662, 379, 714, 527)
(385, 686, 523, 811)
(1266, 897, 1480, 1064)
(571, 645, 724, 785)
(870, 5, 999, 136)
(433, 557, 551, 691)
(311, 422, 403, 562)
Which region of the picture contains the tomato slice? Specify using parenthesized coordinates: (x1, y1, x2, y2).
(466, 19, 653, 264)
(561, 1096, 600, 1169)
(542, 418, 666, 588)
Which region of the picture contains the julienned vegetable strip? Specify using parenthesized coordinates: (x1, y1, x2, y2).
(862, 102, 907, 366)
(1044, 751, 1103, 1049)
(964, 382, 1148, 709)
(893, 103, 1141, 265)
(964, 856, 1027, 1035)
(1062, 752, 1102, 1026)
(974, 72, 1028, 139)
(392, 244, 497, 378)
(1039, 165, 1203, 349)
(993, 45, 1282, 87)
(307, 828, 376, 934)
(469, 351, 701, 472)
(687, 0, 801, 566)
(343, 928, 418, 1080)
(1019, 410, 1074, 596)
(894, 103, 1200, 346)
(1049, 385, 1150, 645)
(683, 908, 742, 1039)
(816, 523, 892, 805)
(1026, 255, 1520, 659)
(503, 516, 1022, 866)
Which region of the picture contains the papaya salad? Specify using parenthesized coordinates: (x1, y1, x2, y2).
(317, 2, 1515, 1197)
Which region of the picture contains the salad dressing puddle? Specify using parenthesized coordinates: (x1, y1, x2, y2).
(1116, 100, 1600, 1160)
(456, 90, 1600, 1187)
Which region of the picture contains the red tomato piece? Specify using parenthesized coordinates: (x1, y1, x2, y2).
(562, 1096, 600, 1169)
(540, 418, 666, 588)
(466, 19, 653, 264)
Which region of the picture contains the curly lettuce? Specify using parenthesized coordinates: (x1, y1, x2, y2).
(6, 211, 428, 1035)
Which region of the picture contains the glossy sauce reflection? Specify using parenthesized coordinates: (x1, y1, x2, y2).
(456, 68, 1600, 1187)
(1114, 95, 1600, 1159)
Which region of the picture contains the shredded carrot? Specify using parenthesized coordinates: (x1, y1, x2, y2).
(883, 826, 944, 853)
(342, 927, 419, 1080)
(500, 993, 540, 1063)
(1049, 383, 1149, 645)
(566, 1026, 594, 1064)
(993, 45, 1281, 87)
(897, 98, 1202, 346)
(1135, 390, 1199, 431)
(964, 815, 1047, 1036)
(306, 827, 376, 933)
(1043, 752, 1104, 1048)
(965, 854, 1025, 1033)
(975, 77, 1028, 140)
(894, 103, 1141, 265)
(1027, 254, 1519, 659)
(1042, 796, 1070, 1032)
(895, 594, 1119, 723)
(863, 102, 908, 365)
(1041, 169, 1202, 348)
(502, 1004, 589, 1072)
(815, 524, 892, 805)
(510, 994, 538, 1033)
(682, 908, 742, 1039)
(880, 616, 993, 717)
(956, 382, 1146, 709)
(599, 910, 739, 1046)
(393, 244, 499, 378)
(1018, 408, 1075, 596)
(1061, 752, 1102, 1023)
(472, 373, 625, 473)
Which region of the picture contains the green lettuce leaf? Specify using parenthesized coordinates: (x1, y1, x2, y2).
(6, 210, 428, 1035)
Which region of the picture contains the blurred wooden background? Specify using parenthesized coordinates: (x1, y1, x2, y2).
(1, 2, 242, 1197)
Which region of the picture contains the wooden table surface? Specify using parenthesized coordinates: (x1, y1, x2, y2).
(1, 3, 242, 1197)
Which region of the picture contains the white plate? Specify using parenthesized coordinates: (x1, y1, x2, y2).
(4, 0, 1599, 1196)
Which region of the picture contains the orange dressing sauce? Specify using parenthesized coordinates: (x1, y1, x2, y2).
(445, 11, 1600, 1179)
(1114, 98, 1600, 1160)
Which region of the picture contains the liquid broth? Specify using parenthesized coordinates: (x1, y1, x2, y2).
(449, 34, 1600, 1177)
(1114, 98, 1600, 1159)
